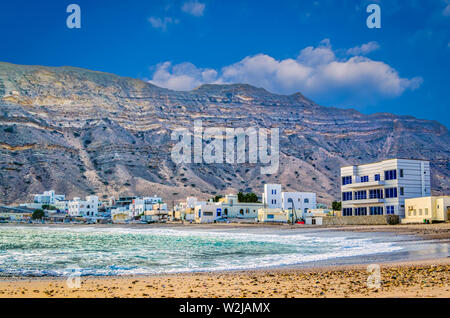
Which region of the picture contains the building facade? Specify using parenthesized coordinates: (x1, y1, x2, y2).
(262, 184, 282, 209)
(403, 196, 450, 223)
(129, 196, 164, 218)
(340, 159, 431, 218)
(219, 194, 263, 219)
(257, 208, 288, 223)
(68, 196, 99, 218)
(281, 192, 316, 218)
(33, 190, 65, 205)
(195, 202, 223, 223)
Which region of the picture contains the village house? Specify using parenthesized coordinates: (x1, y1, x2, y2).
(402, 196, 450, 223)
(68, 195, 99, 219)
(219, 194, 263, 219)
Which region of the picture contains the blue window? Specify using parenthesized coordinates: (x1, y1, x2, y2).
(384, 170, 397, 180)
(374, 174, 380, 181)
(354, 190, 367, 200)
(360, 176, 369, 182)
(304, 198, 309, 203)
(355, 207, 367, 216)
(343, 208, 353, 216)
(342, 176, 352, 185)
(370, 207, 384, 215)
(385, 188, 398, 198)
(216, 208, 221, 217)
(342, 192, 352, 201)
(198, 209, 202, 218)
(267, 214, 274, 219)
(386, 206, 395, 215)
(369, 189, 383, 199)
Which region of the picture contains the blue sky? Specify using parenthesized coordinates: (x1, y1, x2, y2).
(0, 0, 449, 127)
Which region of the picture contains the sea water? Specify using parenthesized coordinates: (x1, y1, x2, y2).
(0, 226, 404, 277)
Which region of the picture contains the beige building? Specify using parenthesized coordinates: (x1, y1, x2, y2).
(219, 194, 263, 219)
(257, 208, 288, 223)
(403, 196, 450, 223)
(143, 203, 169, 222)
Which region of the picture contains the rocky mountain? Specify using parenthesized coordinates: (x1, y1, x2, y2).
(0, 62, 449, 206)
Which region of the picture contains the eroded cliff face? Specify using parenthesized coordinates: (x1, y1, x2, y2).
(0, 62, 449, 205)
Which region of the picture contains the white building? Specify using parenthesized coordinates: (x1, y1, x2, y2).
(262, 184, 282, 209)
(143, 203, 169, 222)
(33, 190, 65, 205)
(220, 194, 263, 219)
(262, 184, 317, 218)
(68, 196, 99, 218)
(340, 159, 431, 218)
(128, 196, 164, 218)
(195, 201, 223, 223)
(281, 192, 316, 218)
(54, 200, 69, 213)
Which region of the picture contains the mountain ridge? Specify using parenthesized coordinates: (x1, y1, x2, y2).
(0, 62, 449, 205)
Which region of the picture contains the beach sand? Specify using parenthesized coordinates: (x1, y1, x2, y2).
(0, 223, 448, 298)
(0, 258, 448, 298)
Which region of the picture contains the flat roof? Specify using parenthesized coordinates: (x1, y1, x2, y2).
(340, 158, 430, 169)
(405, 195, 450, 200)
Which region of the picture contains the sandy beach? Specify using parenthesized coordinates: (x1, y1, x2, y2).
(0, 223, 448, 298)
(0, 258, 448, 298)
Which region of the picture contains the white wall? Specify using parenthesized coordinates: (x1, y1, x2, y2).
(263, 184, 282, 209)
(282, 192, 317, 217)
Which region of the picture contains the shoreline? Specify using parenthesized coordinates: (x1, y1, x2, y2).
(0, 258, 448, 298)
(0, 223, 448, 298)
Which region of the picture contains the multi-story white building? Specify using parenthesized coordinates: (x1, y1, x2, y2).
(261, 184, 318, 221)
(68, 196, 99, 218)
(262, 184, 282, 209)
(340, 159, 431, 218)
(281, 192, 317, 218)
(33, 190, 65, 205)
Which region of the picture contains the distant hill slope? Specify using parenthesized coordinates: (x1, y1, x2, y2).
(0, 62, 449, 205)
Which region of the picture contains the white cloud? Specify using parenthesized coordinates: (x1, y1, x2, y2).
(346, 41, 380, 55)
(150, 62, 217, 91)
(148, 16, 178, 31)
(182, 1, 206, 17)
(149, 40, 422, 104)
(297, 39, 336, 66)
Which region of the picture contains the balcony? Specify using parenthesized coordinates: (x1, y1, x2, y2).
(343, 198, 385, 205)
(341, 180, 385, 189)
